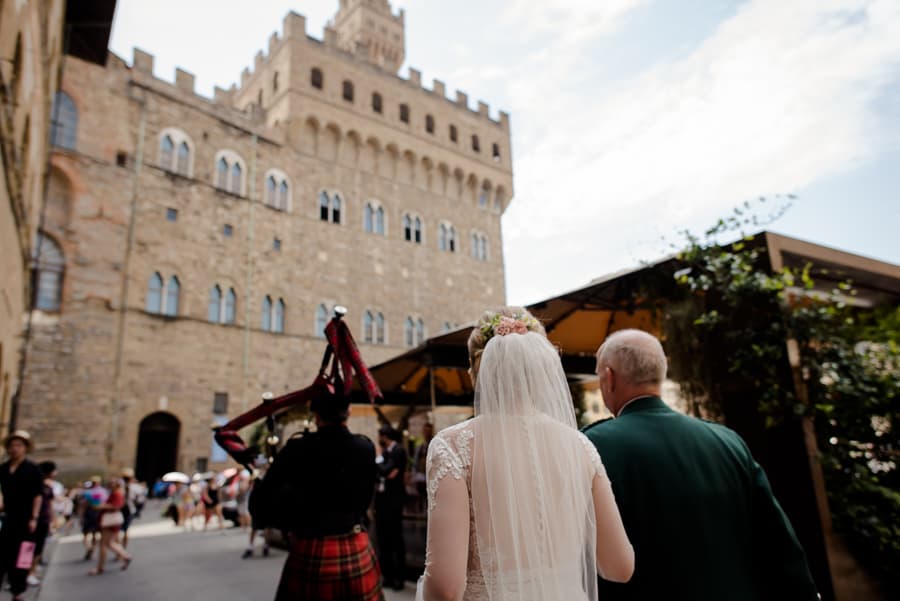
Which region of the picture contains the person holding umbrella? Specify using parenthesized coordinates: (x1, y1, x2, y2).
(0, 431, 43, 601)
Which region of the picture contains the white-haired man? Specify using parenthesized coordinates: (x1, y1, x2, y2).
(582, 329, 819, 600)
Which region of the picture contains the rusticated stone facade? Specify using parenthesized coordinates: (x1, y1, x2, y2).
(19, 1, 512, 482)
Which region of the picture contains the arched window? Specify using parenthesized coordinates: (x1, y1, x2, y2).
(414, 217, 422, 243)
(472, 135, 480, 153)
(440, 224, 455, 252)
(160, 135, 174, 169)
(264, 171, 290, 211)
(266, 176, 276, 205)
(479, 187, 489, 207)
(331, 194, 341, 224)
(230, 163, 242, 195)
(319, 191, 330, 221)
(177, 142, 190, 175)
(364, 203, 384, 235)
(216, 158, 228, 189)
(449, 125, 458, 143)
(472, 234, 488, 261)
(416, 318, 425, 345)
(375, 207, 385, 235)
(146, 272, 163, 313)
(311, 67, 323, 89)
(318, 192, 341, 223)
(261, 295, 272, 331)
(492, 143, 501, 161)
(403, 214, 412, 241)
(399, 103, 410, 123)
(372, 92, 383, 114)
(364, 204, 374, 233)
(50, 91, 78, 150)
(404, 317, 415, 347)
(274, 299, 285, 333)
(273, 72, 279, 92)
(165, 276, 180, 316)
(257, 89, 263, 107)
(160, 129, 194, 175)
(342, 80, 354, 102)
(363, 311, 374, 343)
(224, 288, 236, 324)
(376, 313, 385, 344)
(278, 181, 289, 209)
(208, 285, 222, 322)
(33, 233, 65, 311)
(316, 304, 329, 338)
(425, 114, 435, 134)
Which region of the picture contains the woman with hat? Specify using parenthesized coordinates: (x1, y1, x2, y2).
(0, 431, 43, 601)
(251, 389, 382, 600)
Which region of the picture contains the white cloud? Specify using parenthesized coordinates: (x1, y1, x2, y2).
(502, 0, 648, 43)
(501, 0, 900, 303)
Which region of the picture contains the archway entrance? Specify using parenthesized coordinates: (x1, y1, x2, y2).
(134, 412, 180, 484)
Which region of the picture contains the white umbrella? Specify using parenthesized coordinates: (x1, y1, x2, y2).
(161, 471, 190, 484)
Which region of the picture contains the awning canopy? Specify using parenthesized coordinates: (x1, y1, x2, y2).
(361, 231, 900, 408)
(363, 257, 677, 406)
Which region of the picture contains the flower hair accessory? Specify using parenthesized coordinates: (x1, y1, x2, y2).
(480, 312, 540, 343)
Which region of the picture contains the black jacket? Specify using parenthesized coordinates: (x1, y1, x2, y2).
(251, 425, 377, 535)
(376, 442, 407, 508)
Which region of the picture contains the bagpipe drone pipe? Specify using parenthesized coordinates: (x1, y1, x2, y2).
(212, 307, 384, 471)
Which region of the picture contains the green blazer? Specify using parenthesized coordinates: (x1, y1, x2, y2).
(582, 396, 818, 601)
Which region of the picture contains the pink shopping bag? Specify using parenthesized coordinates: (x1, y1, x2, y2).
(15, 541, 35, 570)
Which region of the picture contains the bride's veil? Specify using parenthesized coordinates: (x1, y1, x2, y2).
(471, 331, 598, 601)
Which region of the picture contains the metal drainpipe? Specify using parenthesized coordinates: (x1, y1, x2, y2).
(242, 134, 258, 412)
(109, 85, 147, 466)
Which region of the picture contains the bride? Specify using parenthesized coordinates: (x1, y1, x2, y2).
(416, 308, 634, 601)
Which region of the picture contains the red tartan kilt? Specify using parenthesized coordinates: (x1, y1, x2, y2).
(275, 531, 384, 601)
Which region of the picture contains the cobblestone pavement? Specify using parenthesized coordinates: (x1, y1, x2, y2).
(32, 504, 416, 601)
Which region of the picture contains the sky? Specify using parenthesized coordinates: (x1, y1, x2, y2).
(109, 0, 900, 305)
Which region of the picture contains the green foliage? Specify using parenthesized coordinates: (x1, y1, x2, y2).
(667, 201, 899, 592)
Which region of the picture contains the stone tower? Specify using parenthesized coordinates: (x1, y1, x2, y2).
(333, 0, 405, 73)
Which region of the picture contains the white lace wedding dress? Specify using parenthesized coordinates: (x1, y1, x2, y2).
(415, 331, 633, 601)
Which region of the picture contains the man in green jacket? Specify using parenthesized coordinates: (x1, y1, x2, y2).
(582, 329, 819, 600)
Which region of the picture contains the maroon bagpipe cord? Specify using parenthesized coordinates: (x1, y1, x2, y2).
(213, 315, 383, 470)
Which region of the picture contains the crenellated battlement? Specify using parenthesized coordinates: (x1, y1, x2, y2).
(126, 47, 277, 141)
(230, 10, 509, 131)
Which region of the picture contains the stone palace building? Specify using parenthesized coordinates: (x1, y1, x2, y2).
(19, 0, 513, 482)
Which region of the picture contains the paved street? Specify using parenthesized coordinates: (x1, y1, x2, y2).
(34, 504, 416, 601)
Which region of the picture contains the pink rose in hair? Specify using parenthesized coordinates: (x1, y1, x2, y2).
(494, 318, 514, 336)
(495, 316, 529, 337)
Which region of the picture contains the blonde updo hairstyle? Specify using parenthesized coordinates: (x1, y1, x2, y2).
(467, 307, 546, 381)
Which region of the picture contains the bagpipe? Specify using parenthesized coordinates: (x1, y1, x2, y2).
(213, 307, 384, 470)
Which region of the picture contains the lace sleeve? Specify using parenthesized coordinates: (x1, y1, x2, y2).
(578, 432, 607, 479)
(425, 436, 466, 511)
(420, 431, 470, 601)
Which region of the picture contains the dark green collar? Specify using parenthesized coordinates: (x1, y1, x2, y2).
(617, 396, 669, 417)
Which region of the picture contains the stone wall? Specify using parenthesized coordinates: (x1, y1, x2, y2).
(0, 0, 66, 436)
